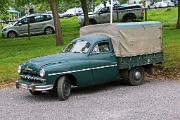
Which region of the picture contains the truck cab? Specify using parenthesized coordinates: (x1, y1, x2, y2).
(78, 4, 144, 26)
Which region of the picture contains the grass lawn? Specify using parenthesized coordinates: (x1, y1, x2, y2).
(148, 8, 180, 76)
(0, 8, 180, 84)
(0, 17, 80, 83)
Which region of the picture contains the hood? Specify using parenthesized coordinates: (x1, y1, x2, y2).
(24, 53, 87, 70)
(2, 25, 13, 30)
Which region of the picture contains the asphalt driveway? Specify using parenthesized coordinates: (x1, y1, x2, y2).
(0, 80, 180, 120)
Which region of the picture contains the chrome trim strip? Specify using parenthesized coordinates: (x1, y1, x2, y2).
(29, 85, 54, 91)
(48, 64, 118, 76)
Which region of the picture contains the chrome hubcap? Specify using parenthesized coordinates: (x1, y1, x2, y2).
(134, 71, 141, 80)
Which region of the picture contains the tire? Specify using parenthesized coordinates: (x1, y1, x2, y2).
(128, 67, 144, 86)
(57, 76, 71, 101)
(29, 90, 42, 95)
(89, 19, 97, 25)
(122, 14, 136, 22)
(44, 27, 54, 35)
(8, 31, 17, 38)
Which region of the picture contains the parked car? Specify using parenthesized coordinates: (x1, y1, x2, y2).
(164, 0, 175, 7)
(16, 21, 163, 101)
(175, 0, 178, 6)
(154, 1, 168, 8)
(78, 4, 144, 26)
(2, 13, 55, 38)
(60, 8, 83, 18)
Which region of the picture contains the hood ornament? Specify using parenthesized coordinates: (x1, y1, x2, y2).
(25, 66, 33, 71)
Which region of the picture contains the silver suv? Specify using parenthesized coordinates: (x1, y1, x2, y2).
(2, 13, 55, 38)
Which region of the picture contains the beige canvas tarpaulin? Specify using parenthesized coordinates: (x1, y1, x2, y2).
(80, 22, 163, 57)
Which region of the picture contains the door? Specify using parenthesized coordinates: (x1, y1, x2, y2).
(28, 16, 43, 34)
(89, 41, 119, 85)
(16, 18, 28, 35)
(97, 7, 110, 23)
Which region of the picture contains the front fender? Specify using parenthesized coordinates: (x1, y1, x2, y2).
(6, 28, 19, 36)
(44, 60, 92, 87)
(43, 62, 70, 85)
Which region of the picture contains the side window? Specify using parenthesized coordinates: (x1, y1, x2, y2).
(44, 15, 52, 21)
(34, 15, 44, 23)
(92, 45, 100, 54)
(100, 7, 110, 14)
(92, 42, 110, 54)
(28, 16, 35, 23)
(20, 18, 28, 24)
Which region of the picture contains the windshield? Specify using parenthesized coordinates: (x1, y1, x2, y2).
(64, 40, 91, 53)
(94, 5, 103, 13)
(13, 17, 25, 26)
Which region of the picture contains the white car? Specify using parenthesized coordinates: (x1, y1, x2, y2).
(2, 13, 55, 38)
(154, 2, 168, 8)
(60, 8, 83, 18)
(165, 1, 175, 7)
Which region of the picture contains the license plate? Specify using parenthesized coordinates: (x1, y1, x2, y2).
(20, 83, 28, 90)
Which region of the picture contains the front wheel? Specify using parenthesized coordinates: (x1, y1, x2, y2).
(57, 76, 71, 101)
(128, 67, 144, 86)
(8, 31, 17, 38)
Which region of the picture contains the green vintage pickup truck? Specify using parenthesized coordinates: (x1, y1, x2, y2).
(16, 21, 163, 101)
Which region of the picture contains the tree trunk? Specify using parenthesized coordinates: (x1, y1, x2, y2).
(80, 0, 89, 26)
(177, 0, 180, 29)
(48, 0, 63, 46)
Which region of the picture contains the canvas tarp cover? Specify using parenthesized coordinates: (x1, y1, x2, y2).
(80, 22, 163, 57)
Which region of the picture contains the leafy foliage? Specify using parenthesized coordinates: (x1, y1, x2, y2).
(0, 0, 9, 15)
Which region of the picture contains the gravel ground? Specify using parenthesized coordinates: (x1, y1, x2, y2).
(0, 80, 180, 120)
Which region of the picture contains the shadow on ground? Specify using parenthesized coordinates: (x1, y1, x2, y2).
(20, 80, 150, 102)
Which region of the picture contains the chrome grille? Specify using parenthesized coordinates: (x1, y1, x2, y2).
(20, 75, 46, 82)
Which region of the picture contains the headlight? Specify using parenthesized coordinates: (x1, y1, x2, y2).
(2, 28, 6, 31)
(39, 69, 45, 77)
(17, 65, 22, 73)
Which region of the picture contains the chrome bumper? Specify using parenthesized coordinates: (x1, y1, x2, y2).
(16, 80, 53, 91)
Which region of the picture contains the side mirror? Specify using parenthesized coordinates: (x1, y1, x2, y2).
(98, 11, 102, 15)
(17, 23, 22, 26)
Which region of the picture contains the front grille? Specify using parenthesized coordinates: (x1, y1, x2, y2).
(20, 75, 46, 83)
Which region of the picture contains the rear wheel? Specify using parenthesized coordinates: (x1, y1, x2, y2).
(122, 14, 136, 22)
(44, 27, 54, 35)
(8, 31, 17, 38)
(89, 19, 97, 25)
(128, 67, 144, 86)
(29, 90, 42, 95)
(57, 76, 71, 101)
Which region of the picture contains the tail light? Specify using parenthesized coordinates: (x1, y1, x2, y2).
(141, 8, 144, 16)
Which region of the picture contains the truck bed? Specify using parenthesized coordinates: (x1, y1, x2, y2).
(118, 52, 163, 69)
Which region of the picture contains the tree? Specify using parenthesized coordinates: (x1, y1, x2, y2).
(80, 0, 89, 26)
(177, 1, 180, 29)
(0, 0, 9, 14)
(48, 0, 63, 46)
